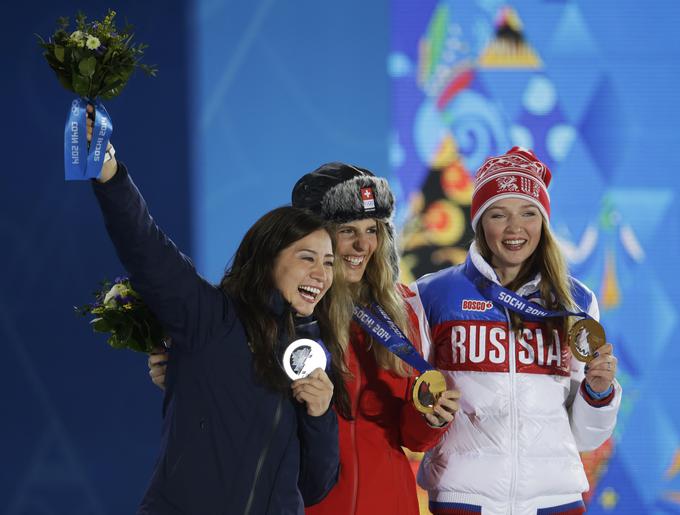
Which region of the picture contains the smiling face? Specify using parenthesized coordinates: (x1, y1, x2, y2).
(480, 198, 543, 285)
(334, 218, 378, 284)
(272, 228, 334, 316)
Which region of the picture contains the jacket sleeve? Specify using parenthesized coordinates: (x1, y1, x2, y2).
(399, 385, 448, 451)
(567, 291, 622, 451)
(91, 163, 222, 351)
(398, 283, 449, 451)
(296, 405, 340, 506)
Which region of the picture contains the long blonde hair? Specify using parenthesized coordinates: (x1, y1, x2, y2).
(474, 218, 576, 339)
(349, 221, 410, 376)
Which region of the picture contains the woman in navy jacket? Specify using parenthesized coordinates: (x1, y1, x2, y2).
(87, 109, 350, 514)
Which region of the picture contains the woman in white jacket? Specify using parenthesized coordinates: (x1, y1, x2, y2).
(408, 147, 621, 515)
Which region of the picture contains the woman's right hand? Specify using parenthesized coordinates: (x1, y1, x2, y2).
(86, 104, 117, 183)
(424, 389, 460, 427)
(291, 368, 334, 417)
(148, 347, 169, 391)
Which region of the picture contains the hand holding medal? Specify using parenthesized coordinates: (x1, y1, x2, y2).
(282, 338, 329, 380)
(568, 318, 606, 363)
(283, 337, 334, 416)
(568, 318, 616, 394)
(353, 304, 458, 421)
(418, 376, 460, 427)
(291, 368, 335, 417)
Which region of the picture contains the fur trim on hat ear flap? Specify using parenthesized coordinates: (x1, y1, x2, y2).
(320, 175, 394, 223)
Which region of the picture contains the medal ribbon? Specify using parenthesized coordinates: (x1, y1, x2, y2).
(64, 98, 113, 181)
(352, 304, 433, 374)
(294, 318, 331, 370)
(463, 260, 591, 321)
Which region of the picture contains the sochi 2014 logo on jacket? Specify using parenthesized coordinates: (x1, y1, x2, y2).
(430, 320, 571, 376)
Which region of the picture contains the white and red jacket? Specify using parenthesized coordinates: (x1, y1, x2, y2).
(407, 244, 621, 515)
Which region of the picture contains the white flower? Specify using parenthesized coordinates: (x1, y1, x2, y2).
(104, 283, 129, 306)
(86, 35, 101, 50)
(70, 30, 85, 41)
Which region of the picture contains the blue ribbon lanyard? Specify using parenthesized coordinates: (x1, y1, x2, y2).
(462, 262, 590, 321)
(294, 318, 331, 370)
(352, 304, 433, 374)
(64, 98, 113, 181)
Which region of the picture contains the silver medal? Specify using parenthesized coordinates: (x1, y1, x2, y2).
(282, 338, 327, 380)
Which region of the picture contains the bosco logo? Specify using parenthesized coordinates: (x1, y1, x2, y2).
(461, 299, 493, 312)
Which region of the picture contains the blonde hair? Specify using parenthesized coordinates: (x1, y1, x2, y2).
(349, 221, 410, 376)
(475, 218, 576, 339)
(317, 256, 352, 361)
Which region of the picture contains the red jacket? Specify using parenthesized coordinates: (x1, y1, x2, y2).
(307, 321, 447, 514)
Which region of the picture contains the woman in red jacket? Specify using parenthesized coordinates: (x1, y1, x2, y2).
(290, 163, 460, 515)
(150, 162, 460, 514)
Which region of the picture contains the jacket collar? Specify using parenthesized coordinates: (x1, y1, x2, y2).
(467, 241, 541, 296)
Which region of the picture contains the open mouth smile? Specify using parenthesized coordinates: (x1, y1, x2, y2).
(298, 285, 322, 303)
(502, 239, 527, 251)
(343, 256, 365, 267)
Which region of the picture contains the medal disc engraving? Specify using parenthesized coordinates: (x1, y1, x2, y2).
(412, 369, 447, 414)
(282, 338, 327, 380)
(568, 319, 606, 363)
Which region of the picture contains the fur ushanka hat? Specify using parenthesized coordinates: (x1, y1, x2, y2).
(291, 162, 399, 282)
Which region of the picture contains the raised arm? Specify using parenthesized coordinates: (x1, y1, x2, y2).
(88, 107, 220, 350)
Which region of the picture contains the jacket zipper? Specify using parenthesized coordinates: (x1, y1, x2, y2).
(243, 396, 283, 515)
(506, 307, 518, 515)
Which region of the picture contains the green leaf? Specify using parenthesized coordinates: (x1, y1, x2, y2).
(79, 56, 96, 78)
(72, 73, 90, 97)
(108, 334, 126, 350)
(103, 47, 115, 64)
(91, 317, 111, 333)
(54, 46, 65, 62)
(101, 309, 126, 326)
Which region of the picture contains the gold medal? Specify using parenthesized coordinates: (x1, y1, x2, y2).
(412, 369, 447, 414)
(568, 318, 606, 362)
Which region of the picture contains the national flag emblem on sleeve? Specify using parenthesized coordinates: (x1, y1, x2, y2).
(360, 187, 376, 212)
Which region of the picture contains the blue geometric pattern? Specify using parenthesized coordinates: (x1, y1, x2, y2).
(391, 0, 680, 512)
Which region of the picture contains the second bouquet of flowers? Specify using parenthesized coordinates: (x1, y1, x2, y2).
(77, 277, 164, 353)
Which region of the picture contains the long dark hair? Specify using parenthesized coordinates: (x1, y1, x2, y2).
(219, 206, 352, 415)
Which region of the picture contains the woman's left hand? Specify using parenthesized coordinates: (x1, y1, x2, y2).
(585, 342, 617, 393)
(291, 368, 334, 417)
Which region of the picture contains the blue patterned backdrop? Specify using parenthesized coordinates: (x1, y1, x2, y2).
(391, 1, 680, 513)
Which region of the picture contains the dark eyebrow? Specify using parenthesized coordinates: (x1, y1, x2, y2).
(297, 249, 335, 259)
(488, 204, 538, 211)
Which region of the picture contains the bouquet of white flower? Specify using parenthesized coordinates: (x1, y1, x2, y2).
(77, 277, 164, 353)
(38, 9, 157, 180)
(37, 9, 157, 99)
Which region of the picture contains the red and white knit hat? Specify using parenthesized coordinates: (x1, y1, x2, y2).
(470, 146, 552, 231)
